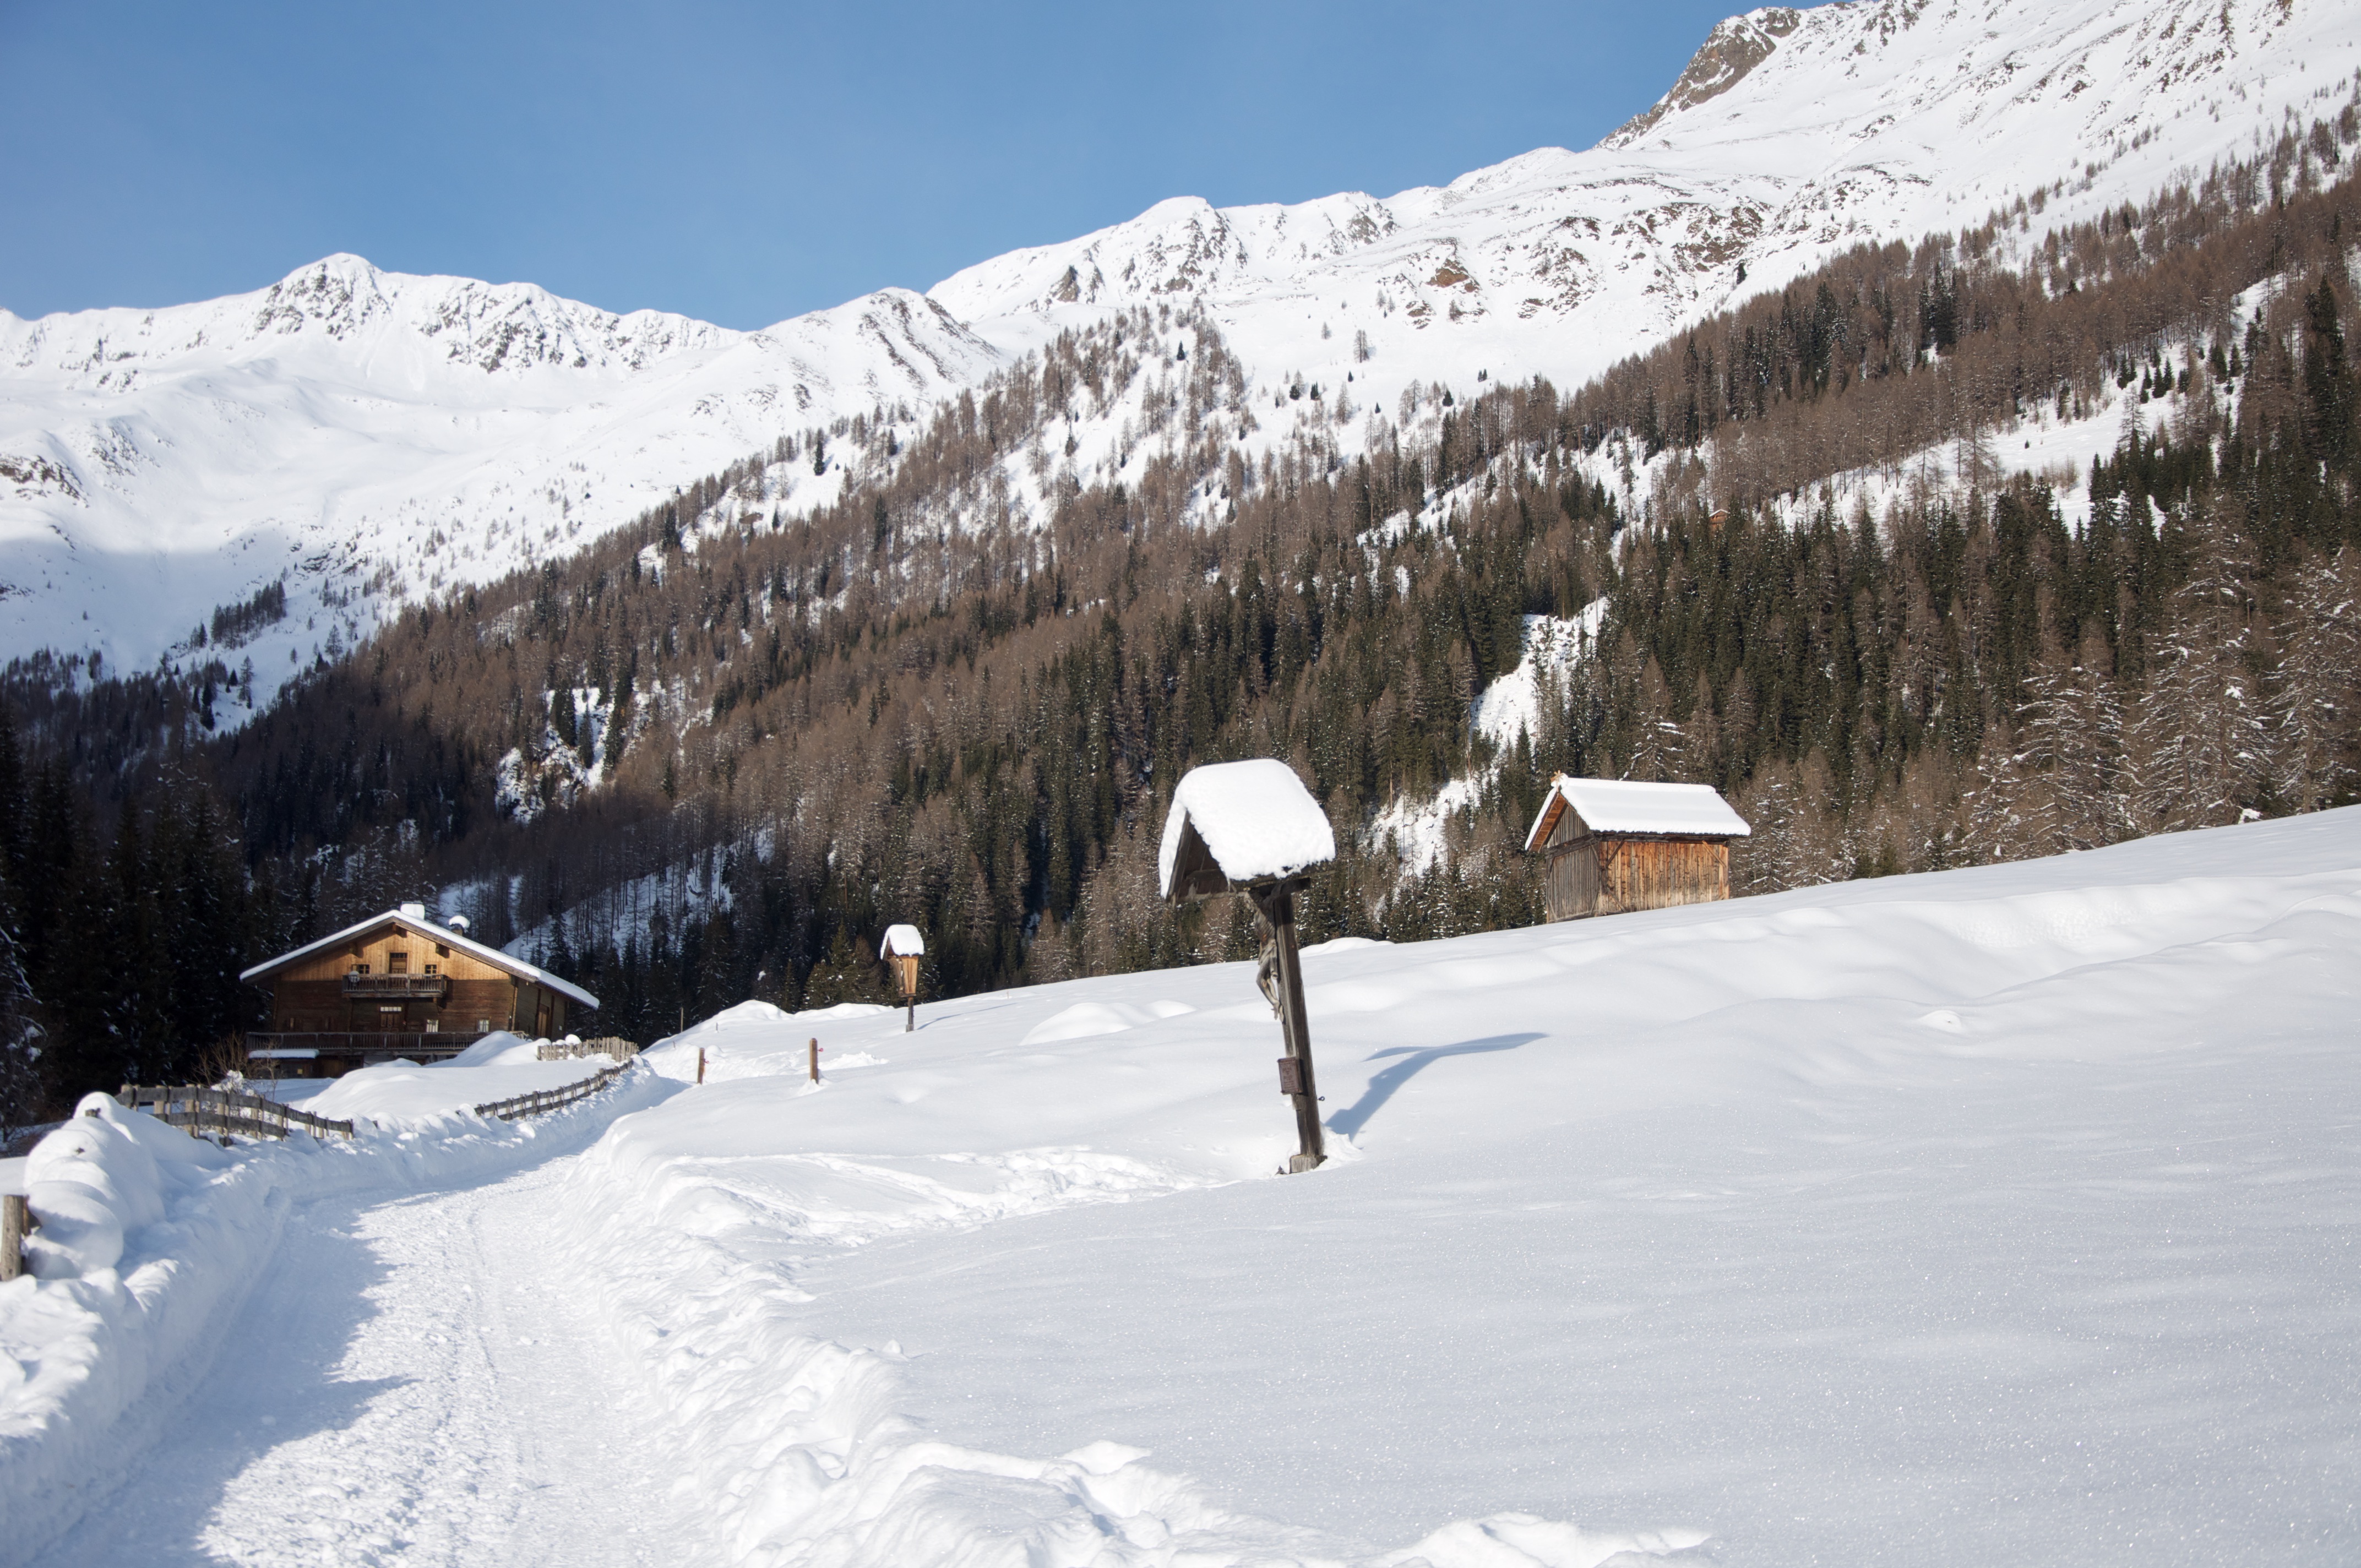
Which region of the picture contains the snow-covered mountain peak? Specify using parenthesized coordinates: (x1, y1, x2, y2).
(4, 0, 2357, 692)
(0, 263, 1003, 689)
(936, 0, 2358, 389)
(3, 252, 745, 389)
(244, 252, 391, 340)
(1605, 6, 1805, 149)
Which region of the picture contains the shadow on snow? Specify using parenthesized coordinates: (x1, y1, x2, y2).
(1326, 1032, 1544, 1139)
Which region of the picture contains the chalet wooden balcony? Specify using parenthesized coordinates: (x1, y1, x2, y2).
(248, 1031, 487, 1059)
(341, 972, 451, 1000)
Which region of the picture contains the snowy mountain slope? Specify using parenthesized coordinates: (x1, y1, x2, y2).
(0, 255, 1000, 682)
(933, 0, 2361, 412)
(19, 806, 2354, 1565)
(6, 0, 2359, 689)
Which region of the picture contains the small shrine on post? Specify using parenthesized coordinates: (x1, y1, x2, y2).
(880, 924, 925, 1032)
(1159, 760, 1337, 1173)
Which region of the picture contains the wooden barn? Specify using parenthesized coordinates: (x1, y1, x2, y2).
(1523, 775, 1751, 922)
(239, 903, 599, 1076)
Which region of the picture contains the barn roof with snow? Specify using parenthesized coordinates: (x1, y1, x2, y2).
(1522, 776, 1751, 853)
(1159, 760, 1336, 902)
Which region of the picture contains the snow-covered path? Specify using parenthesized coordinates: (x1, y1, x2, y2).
(42, 1148, 699, 1567)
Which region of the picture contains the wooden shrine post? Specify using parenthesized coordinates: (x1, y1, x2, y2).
(1248, 875, 1324, 1172)
(881, 925, 926, 1033)
(893, 954, 918, 1031)
(1160, 760, 1336, 1174)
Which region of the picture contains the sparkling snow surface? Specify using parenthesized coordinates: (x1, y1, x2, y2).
(1159, 759, 1339, 897)
(14, 810, 2361, 1565)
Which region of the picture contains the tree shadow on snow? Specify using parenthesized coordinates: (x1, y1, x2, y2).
(1326, 1032, 1543, 1139)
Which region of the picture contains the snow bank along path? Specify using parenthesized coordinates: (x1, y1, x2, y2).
(39, 1126, 697, 1567)
(8, 812, 2361, 1565)
(0, 1047, 651, 1565)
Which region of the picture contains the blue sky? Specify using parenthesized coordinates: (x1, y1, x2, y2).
(3, 0, 1745, 329)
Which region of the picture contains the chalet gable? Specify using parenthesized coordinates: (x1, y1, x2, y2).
(239, 906, 599, 1010)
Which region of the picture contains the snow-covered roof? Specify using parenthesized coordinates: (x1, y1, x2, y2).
(1159, 760, 1336, 900)
(881, 923, 925, 957)
(1524, 776, 1751, 852)
(238, 909, 600, 1010)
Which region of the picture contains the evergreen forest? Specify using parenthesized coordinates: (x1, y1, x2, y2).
(3, 119, 2357, 1125)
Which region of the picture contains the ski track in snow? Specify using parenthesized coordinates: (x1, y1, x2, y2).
(43, 1155, 706, 1568)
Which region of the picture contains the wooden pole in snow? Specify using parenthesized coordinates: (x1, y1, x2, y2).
(1158, 763, 1336, 1175)
(808, 1038, 820, 1083)
(696, 1047, 706, 1085)
(895, 955, 920, 1032)
(1, 1193, 25, 1282)
(1250, 876, 1324, 1173)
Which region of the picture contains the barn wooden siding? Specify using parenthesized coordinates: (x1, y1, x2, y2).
(1542, 830, 1731, 921)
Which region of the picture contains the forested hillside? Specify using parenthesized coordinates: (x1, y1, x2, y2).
(3, 119, 2358, 1120)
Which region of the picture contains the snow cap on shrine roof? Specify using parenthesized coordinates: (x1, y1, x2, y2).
(881, 923, 925, 957)
(1159, 760, 1336, 901)
(1524, 775, 1752, 853)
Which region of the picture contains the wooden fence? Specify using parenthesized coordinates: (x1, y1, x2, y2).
(536, 1037, 640, 1063)
(117, 1084, 356, 1142)
(0, 1066, 640, 1280)
(474, 1059, 637, 1121)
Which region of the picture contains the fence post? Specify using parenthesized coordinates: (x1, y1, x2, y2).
(697, 1047, 706, 1085)
(808, 1038, 820, 1084)
(2, 1193, 26, 1283)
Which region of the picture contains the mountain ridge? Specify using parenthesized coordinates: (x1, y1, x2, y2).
(0, 255, 1001, 692)
(3, 0, 2355, 686)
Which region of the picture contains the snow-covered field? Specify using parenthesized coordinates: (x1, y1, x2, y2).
(8, 810, 2360, 1565)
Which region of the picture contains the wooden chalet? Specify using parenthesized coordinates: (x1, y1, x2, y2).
(1524, 775, 1752, 922)
(240, 903, 599, 1076)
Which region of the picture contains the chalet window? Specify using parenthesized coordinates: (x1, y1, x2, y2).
(388, 951, 410, 974)
(476, 1018, 493, 1031)
(352, 962, 371, 975)
(423, 963, 439, 976)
